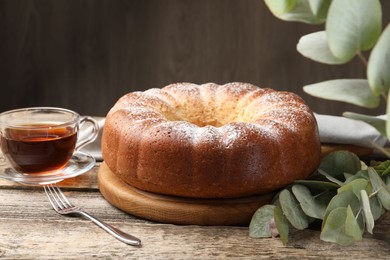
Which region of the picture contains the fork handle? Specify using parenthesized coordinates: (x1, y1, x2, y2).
(78, 211, 141, 246)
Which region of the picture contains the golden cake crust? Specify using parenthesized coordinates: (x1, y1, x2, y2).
(102, 82, 321, 198)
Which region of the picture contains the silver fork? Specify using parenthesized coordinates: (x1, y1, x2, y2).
(44, 184, 141, 246)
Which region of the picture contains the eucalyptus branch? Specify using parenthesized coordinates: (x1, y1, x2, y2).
(313, 190, 331, 199)
(381, 92, 387, 103)
(250, 150, 390, 246)
(357, 51, 368, 67)
(258, 0, 390, 247)
(369, 187, 382, 198)
(355, 208, 362, 220)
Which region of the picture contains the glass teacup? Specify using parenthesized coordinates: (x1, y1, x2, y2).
(0, 107, 99, 175)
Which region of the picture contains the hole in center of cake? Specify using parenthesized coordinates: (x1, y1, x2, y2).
(164, 105, 253, 127)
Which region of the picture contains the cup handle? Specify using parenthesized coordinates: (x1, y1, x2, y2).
(75, 116, 100, 151)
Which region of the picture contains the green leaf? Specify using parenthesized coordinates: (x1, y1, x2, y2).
(342, 112, 387, 137)
(345, 205, 363, 241)
(338, 179, 369, 199)
(323, 190, 361, 226)
(344, 170, 369, 184)
(320, 206, 362, 246)
(274, 206, 289, 245)
(319, 151, 361, 180)
(316, 190, 338, 207)
(264, 0, 296, 15)
(294, 180, 339, 191)
(308, 0, 331, 19)
(368, 166, 390, 194)
(266, 0, 326, 24)
(344, 172, 353, 180)
(372, 160, 390, 176)
(360, 190, 374, 234)
(387, 93, 390, 138)
(367, 24, 390, 96)
(279, 189, 309, 230)
(292, 184, 327, 219)
(303, 79, 380, 108)
(326, 0, 382, 61)
(319, 170, 344, 186)
(297, 31, 346, 64)
(368, 167, 390, 210)
(249, 205, 276, 238)
(369, 195, 384, 221)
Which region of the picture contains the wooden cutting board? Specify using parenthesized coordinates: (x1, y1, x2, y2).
(98, 162, 273, 226)
(321, 143, 373, 158)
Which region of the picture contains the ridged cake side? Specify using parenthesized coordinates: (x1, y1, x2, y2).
(102, 82, 321, 198)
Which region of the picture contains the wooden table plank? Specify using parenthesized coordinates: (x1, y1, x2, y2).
(1, 214, 389, 259)
(0, 166, 389, 259)
(0, 187, 389, 259)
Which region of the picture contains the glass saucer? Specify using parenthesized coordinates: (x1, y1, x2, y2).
(0, 151, 95, 185)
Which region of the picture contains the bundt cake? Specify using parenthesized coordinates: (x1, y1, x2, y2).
(101, 82, 321, 198)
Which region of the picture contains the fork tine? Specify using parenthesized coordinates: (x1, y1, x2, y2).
(50, 184, 67, 209)
(44, 185, 61, 212)
(45, 184, 69, 210)
(52, 184, 74, 208)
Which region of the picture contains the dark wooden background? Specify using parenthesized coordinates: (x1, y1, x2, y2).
(1, 0, 389, 116)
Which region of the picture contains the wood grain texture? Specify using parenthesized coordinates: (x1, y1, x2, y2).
(0, 187, 389, 259)
(98, 162, 273, 226)
(1, 0, 389, 116)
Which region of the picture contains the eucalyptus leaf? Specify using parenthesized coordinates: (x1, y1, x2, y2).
(337, 179, 369, 199)
(368, 167, 390, 210)
(279, 189, 309, 230)
(344, 173, 353, 180)
(367, 24, 390, 96)
(361, 161, 368, 171)
(342, 112, 387, 137)
(297, 31, 346, 64)
(303, 79, 380, 108)
(320, 206, 361, 246)
(369, 195, 384, 221)
(249, 205, 276, 238)
(372, 160, 390, 176)
(387, 93, 390, 139)
(319, 170, 344, 186)
(360, 190, 374, 234)
(323, 190, 361, 227)
(315, 190, 337, 207)
(319, 151, 361, 180)
(368, 167, 390, 194)
(274, 206, 289, 245)
(326, 0, 382, 61)
(294, 179, 339, 191)
(308, 0, 331, 19)
(344, 170, 369, 184)
(345, 205, 364, 241)
(264, 0, 296, 15)
(266, 0, 325, 24)
(292, 184, 327, 219)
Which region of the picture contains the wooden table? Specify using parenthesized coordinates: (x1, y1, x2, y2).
(0, 163, 389, 259)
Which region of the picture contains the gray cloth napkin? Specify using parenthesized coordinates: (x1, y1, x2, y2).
(79, 115, 388, 161)
(315, 114, 387, 149)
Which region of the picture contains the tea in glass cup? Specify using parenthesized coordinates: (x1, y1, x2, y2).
(0, 107, 99, 174)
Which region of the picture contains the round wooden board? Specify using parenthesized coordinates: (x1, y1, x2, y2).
(321, 143, 373, 158)
(98, 162, 273, 226)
